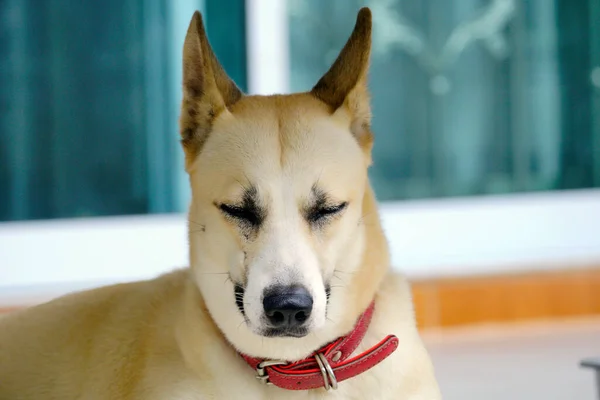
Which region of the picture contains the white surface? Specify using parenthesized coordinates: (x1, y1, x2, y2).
(0, 214, 188, 305)
(245, 0, 290, 94)
(381, 189, 600, 278)
(1, 189, 600, 305)
(423, 318, 600, 400)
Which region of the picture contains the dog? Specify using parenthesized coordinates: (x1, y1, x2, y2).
(0, 8, 441, 399)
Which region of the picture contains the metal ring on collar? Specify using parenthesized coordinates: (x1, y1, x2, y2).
(315, 353, 338, 390)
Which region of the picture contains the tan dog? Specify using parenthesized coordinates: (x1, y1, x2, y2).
(0, 8, 440, 399)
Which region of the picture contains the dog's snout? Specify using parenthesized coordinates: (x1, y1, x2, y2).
(263, 285, 313, 328)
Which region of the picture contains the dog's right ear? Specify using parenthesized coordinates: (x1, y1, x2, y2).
(180, 11, 243, 168)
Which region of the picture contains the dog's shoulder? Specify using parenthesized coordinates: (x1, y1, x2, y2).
(0, 268, 190, 400)
(0, 268, 189, 332)
(361, 270, 442, 399)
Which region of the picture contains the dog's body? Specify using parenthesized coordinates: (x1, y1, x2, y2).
(0, 269, 437, 399)
(0, 8, 441, 399)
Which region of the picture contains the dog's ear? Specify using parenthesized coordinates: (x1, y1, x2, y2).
(180, 11, 243, 167)
(311, 7, 373, 153)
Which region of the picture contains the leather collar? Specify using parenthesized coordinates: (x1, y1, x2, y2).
(239, 301, 399, 391)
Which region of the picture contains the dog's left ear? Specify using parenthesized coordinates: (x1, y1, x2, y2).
(311, 7, 373, 154)
(180, 11, 243, 168)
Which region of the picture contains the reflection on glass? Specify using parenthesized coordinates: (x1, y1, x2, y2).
(289, 0, 600, 200)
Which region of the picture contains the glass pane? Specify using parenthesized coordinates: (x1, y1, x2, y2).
(0, 0, 247, 222)
(288, 0, 600, 201)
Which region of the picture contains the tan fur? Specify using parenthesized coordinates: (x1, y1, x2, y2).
(0, 7, 440, 399)
(180, 11, 243, 168)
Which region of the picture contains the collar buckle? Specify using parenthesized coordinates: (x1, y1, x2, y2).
(255, 359, 287, 385)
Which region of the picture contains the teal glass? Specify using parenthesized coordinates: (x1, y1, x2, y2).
(0, 0, 247, 222)
(288, 0, 600, 201)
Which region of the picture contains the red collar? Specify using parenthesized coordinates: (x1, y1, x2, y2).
(239, 301, 399, 391)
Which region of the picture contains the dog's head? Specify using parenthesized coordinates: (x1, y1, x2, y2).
(181, 8, 388, 360)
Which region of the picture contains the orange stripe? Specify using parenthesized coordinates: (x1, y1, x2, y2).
(412, 267, 600, 328)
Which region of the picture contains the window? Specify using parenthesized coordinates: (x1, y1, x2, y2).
(287, 0, 600, 201)
(1, 0, 599, 300)
(0, 0, 247, 222)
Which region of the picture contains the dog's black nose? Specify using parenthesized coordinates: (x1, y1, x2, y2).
(263, 285, 313, 328)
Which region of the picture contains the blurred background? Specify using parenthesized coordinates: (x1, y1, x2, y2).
(1, 0, 599, 398)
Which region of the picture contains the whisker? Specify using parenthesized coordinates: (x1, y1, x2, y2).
(235, 173, 254, 193)
(333, 269, 355, 275)
(187, 220, 206, 233)
(360, 212, 375, 219)
(358, 212, 378, 227)
(314, 168, 325, 188)
(333, 269, 355, 284)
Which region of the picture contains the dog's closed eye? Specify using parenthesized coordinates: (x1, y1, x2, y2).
(218, 204, 262, 227)
(306, 202, 348, 225)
